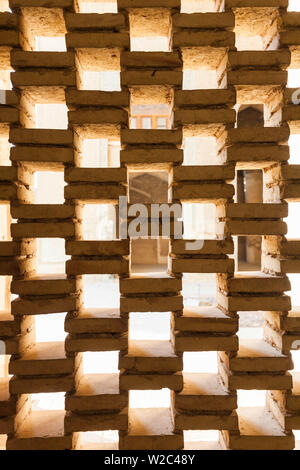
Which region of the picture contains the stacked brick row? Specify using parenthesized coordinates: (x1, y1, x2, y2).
(0, 0, 299, 451)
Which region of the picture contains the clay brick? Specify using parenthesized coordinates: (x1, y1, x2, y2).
(11, 51, 75, 68)
(173, 31, 235, 47)
(66, 33, 130, 49)
(120, 148, 183, 165)
(65, 13, 126, 30)
(173, 12, 235, 29)
(68, 109, 128, 125)
(120, 274, 181, 295)
(65, 309, 126, 334)
(11, 70, 76, 87)
(11, 221, 76, 238)
(66, 259, 128, 275)
(121, 129, 182, 146)
(11, 204, 76, 220)
(175, 307, 238, 333)
(11, 295, 77, 315)
(66, 90, 129, 108)
(66, 240, 129, 257)
(10, 129, 73, 146)
(10, 146, 74, 163)
(11, 275, 77, 296)
(64, 184, 126, 202)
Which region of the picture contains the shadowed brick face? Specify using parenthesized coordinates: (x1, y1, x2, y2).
(0, 0, 299, 451)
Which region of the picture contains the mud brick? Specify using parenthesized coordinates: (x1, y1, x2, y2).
(174, 89, 236, 107)
(68, 109, 128, 125)
(65, 374, 127, 412)
(66, 240, 129, 257)
(121, 129, 182, 146)
(65, 13, 126, 30)
(10, 145, 74, 163)
(11, 221, 76, 238)
(171, 257, 234, 274)
(122, 71, 182, 87)
(175, 334, 238, 352)
(10, 0, 73, 6)
(175, 307, 238, 333)
(218, 272, 291, 293)
(66, 33, 130, 49)
(171, 239, 234, 255)
(11, 70, 76, 87)
(119, 372, 183, 391)
(11, 204, 76, 219)
(11, 275, 77, 296)
(9, 375, 75, 394)
(120, 294, 183, 312)
(11, 295, 77, 316)
(120, 274, 182, 295)
(175, 412, 238, 431)
(9, 129, 73, 146)
(173, 31, 235, 48)
(65, 409, 128, 433)
(65, 333, 127, 353)
(173, 12, 235, 29)
(118, 0, 181, 7)
(66, 259, 128, 275)
(119, 340, 183, 373)
(65, 90, 129, 108)
(9, 342, 77, 375)
(65, 309, 126, 334)
(120, 148, 183, 165)
(64, 184, 126, 202)
(217, 291, 291, 312)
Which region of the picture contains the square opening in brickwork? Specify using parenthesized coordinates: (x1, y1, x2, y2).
(35, 37, 66, 52)
(76, 49, 120, 91)
(238, 326, 263, 340)
(36, 238, 69, 275)
(238, 390, 266, 408)
(236, 105, 265, 128)
(0, 203, 11, 241)
(83, 274, 120, 309)
(0, 435, 7, 451)
(129, 9, 171, 52)
(79, 0, 118, 13)
(129, 169, 169, 204)
(288, 274, 300, 308)
(184, 430, 220, 451)
(292, 350, 300, 369)
(20, 8, 67, 51)
(31, 392, 65, 411)
(0, 66, 12, 90)
(82, 203, 116, 240)
(82, 138, 120, 167)
(285, 203, 300, 239)
(183, 351, 218, 373)
(0, 1, 9, 11)
(130, 104, 172, 130)
(35, 104, 68, 130)
(0, 276, 13, 312)
(288, 0, 300, 11)
(82, 351, 119, 374)
(34, 171, 65, 204)
(289, 134, 300, 164)
(130, 389, 171, 409)
(236, 236, 262, 272)
(183, 273, 217, 308)
(183, 203, 216, 240)
(183, 135, 218, 165)
(82, 71, 121, 91)
(239, 311, 264, 329)
(76, 431, 119, 451)
(181, 0, 223, 13)
(0, 128, 11, 165)
(234, 8, 279, 51)
(288, 69, 300, 88)
(35, 313, 67, 343)
(0, 353, 9, 377)
(182, 48, 226, 90)
(129, 312, 171, 341)
(131, 239, 169, 274)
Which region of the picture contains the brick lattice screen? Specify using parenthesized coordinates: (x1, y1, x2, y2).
(0, 0, 299, 450)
